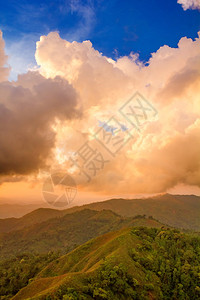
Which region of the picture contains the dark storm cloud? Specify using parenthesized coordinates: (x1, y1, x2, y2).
(0, 72, 80, 176)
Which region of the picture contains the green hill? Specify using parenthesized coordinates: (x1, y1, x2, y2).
(1, 195, 199, 299)
(0, 209, 163, 259)
(11, 226, 200, 300)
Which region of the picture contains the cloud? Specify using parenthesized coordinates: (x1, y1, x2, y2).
(35, 32, 135, 110)
(0, 71, 81, 177)
(4, 0, 96, 81)
(67, 0, 96, 41)
(178, 0, 200, 10)
(0, 31, 10, 81)
(1, 30, 200, 196)
(34, 31, 200, 194)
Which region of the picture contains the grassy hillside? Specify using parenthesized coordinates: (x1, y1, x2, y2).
(1, 195, 199, 299)
(11, 226, 200, 300)
(0, 209, 163, 259)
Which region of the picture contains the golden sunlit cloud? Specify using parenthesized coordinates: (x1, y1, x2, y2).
(0, 30, 200, 199)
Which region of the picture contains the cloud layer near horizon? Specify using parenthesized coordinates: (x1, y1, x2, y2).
(0, 30, 200, 195)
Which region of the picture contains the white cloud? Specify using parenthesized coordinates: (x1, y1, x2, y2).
(178, 0, 200, 10)
(58, 0, 96, 42)
(68, 0, 95, 41)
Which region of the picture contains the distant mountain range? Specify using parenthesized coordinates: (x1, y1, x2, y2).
(69, 193, 200, 230)
(0, 203, 49, 219)
(1, 193, 199, 232)
(0, 207, 66, 233)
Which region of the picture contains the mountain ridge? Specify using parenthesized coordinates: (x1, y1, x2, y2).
(11, 225, 200, 300)
(0, 209, 164, 259)
(1, 194, 200, 235)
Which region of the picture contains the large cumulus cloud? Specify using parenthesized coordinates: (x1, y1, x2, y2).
(35, 32, 133, 112)
(1, 29, 200, 196)
(34, 31, 200, 194)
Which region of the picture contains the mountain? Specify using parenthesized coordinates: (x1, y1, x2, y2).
(62, 193, 200, 230)
(1, 193, 200, 235)
(1, 194, 200, 234)
(0, 208, 66, 233)
(1, 194, 199, 299)
(11, 226, 200, 300)
(0, 209, 163, 259)
(0, 203, 49, 219)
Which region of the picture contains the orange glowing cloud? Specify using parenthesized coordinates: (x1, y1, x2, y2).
(0, 30, 200, 197)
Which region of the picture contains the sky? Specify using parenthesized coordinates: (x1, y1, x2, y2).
(0, 0, 200, 205)
(1, 0, 200, 80)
